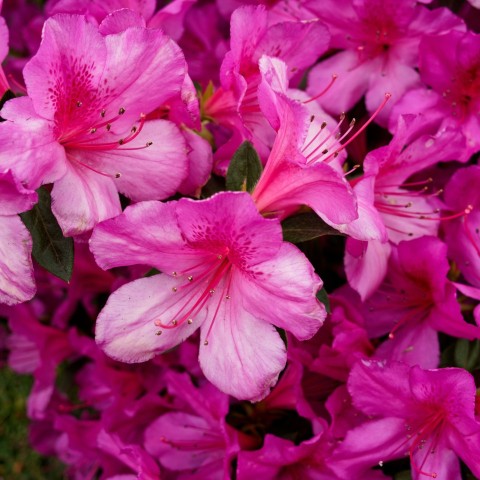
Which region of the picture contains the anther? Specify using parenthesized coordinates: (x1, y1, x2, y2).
(187, 276, 193, 282)
(76, 101, 82, 107)
(118, 139, 124, 145)
(90, 128, 97, 134)
(131, 126, 137, 133)
(172, 320, 178, 326)
(225, 295, 231, 300)
(106, 124, 111, 131)
(217, 255, 223, 260)
(172, 287, 177, 292)
(173, 271, 177, 276)
(320, 121, 327, 129)
(156, 330, 162, 336)
(115, 173, 121, 178)
(204, 340, 209, 346)
(146, 141, 153, 147)
(118, 107, 126, 115)
(187, 319, 193, 324)
(310, 115, 315, 122)
(101, 109, 106, 117)
(209, 289, 215, 295)
(322, 149, 328, 155)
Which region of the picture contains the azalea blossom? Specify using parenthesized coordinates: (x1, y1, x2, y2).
(90, 191, 325, 400)
(0, 13, 189, 235)
(306, 0, 464, 125)
(333, 361, 480, 479)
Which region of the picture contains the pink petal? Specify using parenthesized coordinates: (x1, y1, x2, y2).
(90, 200, 185, 271)
(199, 289, 286, 401)
(344, 239, 391, 301)
(75, 119, 188, 201)
(0, 97, 67, 188)
(95, 274, 201, 363)
(102, 22, 186, 118)
(240, 243, 325, 341)
(0, 216, 35, 305)
(176, 192, 283, 264)
(0, 170, 37, 215)
(51, 161, 121, 236)
(23, 14, 107, 122)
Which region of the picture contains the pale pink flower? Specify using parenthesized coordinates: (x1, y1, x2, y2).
(90, 191, 325, 400)
(0, 13, 189, 235)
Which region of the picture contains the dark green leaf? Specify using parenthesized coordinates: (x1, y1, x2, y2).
(316, 287, 331, 314)
(145, 268, 160, 277)
(0, 90, 15, 121)
(225, 141, 263, 192)
(281, 212, 344, 243)
(20, 187, 74, 282)
(453, 339, 480, 371)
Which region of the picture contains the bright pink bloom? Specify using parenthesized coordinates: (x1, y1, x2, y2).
(443, 167, 480, 287)
(90, 191, 325, 400)
(145, 372, 241, 479)
(204, 5, 330, 172)
(0, 13, 189, 235)
(391, 30, 480, 157)
(333, 361, 480, 480)
(251, 56, 358, 226)
(0, 170, 36, 305)
(307, 0, 464, 125)
(364, 236, 480, 368)
(0, 2, 10, 95)
(344, 114, 465, 299)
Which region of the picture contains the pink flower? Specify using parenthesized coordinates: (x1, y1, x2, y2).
(0, 170, 36, 305)
(251, 56, 358, 225)
(145, 371, 242, 479)
(0, 13, 189, 235)
(90, 191, 325, 400)
(364, 236, 480, 368)
(442, 165, 480, 287)
(307, 0, 464, 125)
(390, 30, 480, 157)
(203, 5, 330, 173)
(333, 361, 480, 480)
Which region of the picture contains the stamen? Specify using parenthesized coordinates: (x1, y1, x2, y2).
(303, 74, 338, 104)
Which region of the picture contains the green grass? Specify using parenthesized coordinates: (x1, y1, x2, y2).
(0, 367, 65, 479)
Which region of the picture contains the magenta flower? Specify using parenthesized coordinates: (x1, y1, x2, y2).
(0, 170, 36, 305)
(364, 236, 480, 368)
(443, 168, 480, 287)
(333, 361, 480, 480)
(391, 30, 480, 157)
(0, 13, 189, 235)
(145, 371, 242, 479)
(306, 0, 464, 125)
(251, 56, 358, 226)
(203, 5, 330, 172)
(90, 191, 325, 400)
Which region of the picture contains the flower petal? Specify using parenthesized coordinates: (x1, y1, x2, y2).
(96, 275, 202, 363)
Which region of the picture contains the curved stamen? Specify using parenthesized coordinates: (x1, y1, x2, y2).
(303, 74, 338, 104)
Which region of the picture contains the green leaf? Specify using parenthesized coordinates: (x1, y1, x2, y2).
(316, 287, 331, 314)
(225, 141, 263, 192)
(453, 339, 480, 371)
(281, 212, 344, 243)
(20, 187, 74, 282)
(0, 90, 15, 121)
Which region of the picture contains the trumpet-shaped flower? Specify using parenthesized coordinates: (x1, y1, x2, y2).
(90, 191, 325, 401)
(0, 13, 188, 235)
(333, 361, 480, 480)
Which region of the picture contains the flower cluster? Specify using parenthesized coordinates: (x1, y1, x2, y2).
(1, 0, 480, 478)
